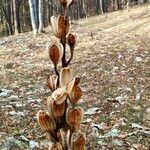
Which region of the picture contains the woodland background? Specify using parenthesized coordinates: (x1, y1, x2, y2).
(0, 0, 150, 36)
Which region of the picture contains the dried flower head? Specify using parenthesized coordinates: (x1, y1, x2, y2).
(37, 110, 56, 132)
(47, 43, 63, 65)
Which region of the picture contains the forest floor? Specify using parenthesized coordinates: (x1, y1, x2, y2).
(0, 4, 150, 150)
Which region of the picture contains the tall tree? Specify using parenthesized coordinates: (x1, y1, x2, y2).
(38, 0, 43, 33)
(28, 0, 38, 34)
(99, 0, 104, 14)
(13, 0, 20, 34)
(28, 0, 43, 34)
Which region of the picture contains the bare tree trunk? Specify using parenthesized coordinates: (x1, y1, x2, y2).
(127, 0, 130, 9)
(38, 0, 43, 33)
(28, 0, 38, 34)
(99, 0, 104, 14)
(1, 0, 13, 35)
(82, 0, 87, 18)
(13, 0, 19, 34)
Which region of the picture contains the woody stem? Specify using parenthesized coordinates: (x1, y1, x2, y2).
(61, 37, 67, 67)
(61, 8, 68, 68)
(54, 65, 59, 76)
(66, 47, 74, 66)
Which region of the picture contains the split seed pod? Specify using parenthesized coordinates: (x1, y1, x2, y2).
(51, 15, 69, 39)
(74, 77, 80, 86)
(47, 97, 65, 118)
(49, 142, 63, 150)
(59, 0, 75, 8)
(71, 131, 86, 150)
(47, 43, 63, 65)
(60, 67, 76, 94)
(66, 106, 84, 129)
(47, 75, 58, 91)
(67, 33, 76, 49)
(52, 88, 68, 104)
(60, 67, 73, 87)
(37, 110, 56, 132)
(69, 85, 82, 104)
(56, 129, 65, 148)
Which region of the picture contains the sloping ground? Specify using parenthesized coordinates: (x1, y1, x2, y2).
(0, 4, 150, 150)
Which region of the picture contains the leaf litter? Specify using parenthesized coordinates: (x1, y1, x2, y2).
(0, 5, 150, 150)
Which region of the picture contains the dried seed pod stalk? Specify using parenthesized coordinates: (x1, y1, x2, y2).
(37, 1, 86, 149)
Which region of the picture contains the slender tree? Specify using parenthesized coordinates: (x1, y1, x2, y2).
(28, 0, 38, 34)
(38, 0, 43, 33)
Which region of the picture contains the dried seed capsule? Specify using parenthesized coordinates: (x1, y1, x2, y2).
(67, 33, 76, 49)
(59, 0, 76, 8)
(51, 15, 69, 39)
(58, 15, 69, 38)
(74, 77, 80, 86)
(47, 43, 63, 65)
(47, 97, 65, 119)
(49, 142, 63, 150)
(37, 110, 56, 132)
(69, 85, 82, 104)
(71, 131, 86, 150)
(56, 129, 65, 148)
(60, 67, 73, 87)
(66, 106, 84, 129)
(59, 0, 67, 8)
(47, 75, 58, 91)
(52, 88, 68, 104)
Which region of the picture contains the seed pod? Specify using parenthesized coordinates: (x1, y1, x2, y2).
(56, 129, 65, 148)
(74, 77, 80, 86)
(69, 85, 82, 104)
(66, 106, 84, 129)
(37, 110, 56, 132)
(67, 33, 76, 49)
(58, 15, 69, 38)
(66, 129, 71, 147)
(47, 75, 58, 91)
(51, 15, 69, 39)
(49, 142, 63, 150)
(59, 0, 67, 8)
(51, 16, 59, 37)
(52, 88, 68, 104)
(66, 77, 76, 95)
(47, 97, 65, 119)
(59, 0, 75, 8)
(71, 131, 86, 150)
(60, 67, 73, 87)
(47, 43, 63, 65)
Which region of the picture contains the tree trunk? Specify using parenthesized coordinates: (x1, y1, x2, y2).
(99, 0, 104, 14)
(38, 0, 43, 33)
(28, 0, 38, 34)
(13, 0, 19, 34)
